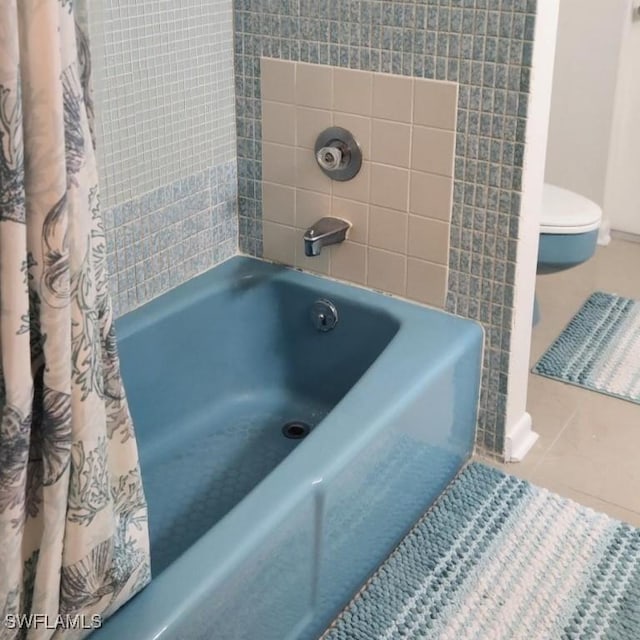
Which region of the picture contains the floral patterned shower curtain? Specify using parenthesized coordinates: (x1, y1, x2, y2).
(0, 1, 150, 637)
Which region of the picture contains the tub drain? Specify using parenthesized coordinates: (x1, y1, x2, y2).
(282, 421, 311, 439)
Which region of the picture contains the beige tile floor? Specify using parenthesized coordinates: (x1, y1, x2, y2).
(479, 238, 640, 527)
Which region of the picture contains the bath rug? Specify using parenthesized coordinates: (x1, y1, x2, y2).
(322, 462, 640, 640)
(533, 291, 640, 404)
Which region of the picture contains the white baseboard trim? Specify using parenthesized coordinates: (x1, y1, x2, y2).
(504, 412, 539, 462)
(611, 229, 640, 244)
(598, 219, 611, 246)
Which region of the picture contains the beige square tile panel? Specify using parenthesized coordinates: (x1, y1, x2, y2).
(369, 164, 409, 212)
(409, 171, 454, 221)
(262, 182, 295, 226)
(261, 57, 295, 103)
(407, 215, 450, 264)
(371, 119, 411, 168)
(407, 258, 448, 307)
(295, 189, 331, 230)
(332, 197, 368, 244)
(369, 206, 408, 254)
(413, 78, 458, 130)
(294, 147, 331, 193)
(367, 248, 406, 296)
(262, 101, 296, 146)
(372, 72, 413, 122)
(296, 107, 332, 149)
(411, 126, 456, 177)
(263, 221, 296, 265)
(259, 57, 458, 309)
(332, 113, 371, 156)
(296, 62, 332, 109)
(262, 142, 296, 186)
(333, 161, 370, 203)
(330, 241, 367, 285)
(333, 68, 372, 116)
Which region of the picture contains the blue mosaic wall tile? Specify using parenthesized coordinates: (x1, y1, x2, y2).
(104, 161, 238, 317)
(233, 0, 537, 455)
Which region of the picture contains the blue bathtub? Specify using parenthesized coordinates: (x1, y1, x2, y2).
(95, 256, 483, 640)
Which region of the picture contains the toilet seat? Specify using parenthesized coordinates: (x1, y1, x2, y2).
(541, 183, 602, 234)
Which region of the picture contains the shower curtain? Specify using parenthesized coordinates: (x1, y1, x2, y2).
(0, 1, 150, 638)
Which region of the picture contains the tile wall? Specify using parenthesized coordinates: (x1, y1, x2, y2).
(260, 59, 457, 307)
(234, 1, 537, 455)
(87, 0, 238, 316)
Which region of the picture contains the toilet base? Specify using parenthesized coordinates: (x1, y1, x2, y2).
(537, 229, 598, 274)
(535, 228, 598, 326)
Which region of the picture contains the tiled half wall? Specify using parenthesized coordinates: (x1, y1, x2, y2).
(260, 59, 457, 308)
(234, 1, 537, 455)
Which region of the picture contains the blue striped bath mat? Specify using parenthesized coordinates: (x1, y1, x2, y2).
(533, 291, 640, 404)
(322, 463, 640, 640)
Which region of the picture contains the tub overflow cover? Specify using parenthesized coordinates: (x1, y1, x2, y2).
(310, 299, 338, 332)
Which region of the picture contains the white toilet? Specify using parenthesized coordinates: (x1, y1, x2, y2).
(537, 183, 603, 274)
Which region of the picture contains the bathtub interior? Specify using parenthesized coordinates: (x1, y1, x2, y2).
(116, 270, 401, 574)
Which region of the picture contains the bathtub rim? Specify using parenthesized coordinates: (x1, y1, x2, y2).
(116, 255, 477, 341)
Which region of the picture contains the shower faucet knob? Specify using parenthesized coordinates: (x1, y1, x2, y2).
(314, 127, 362, 181)
(316, 146, 343, 171)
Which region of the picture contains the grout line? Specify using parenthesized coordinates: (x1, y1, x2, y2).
(562, 486, 640, 519)
(527, 405, 578, 475)
(404, 77, 415, 292)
